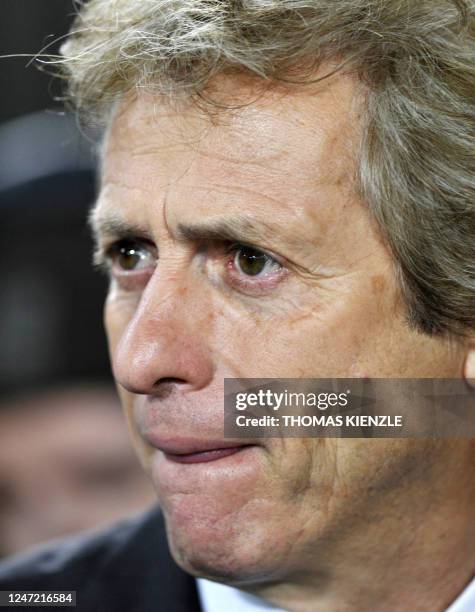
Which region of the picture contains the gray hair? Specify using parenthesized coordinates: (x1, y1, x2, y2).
(60, 0, 475, 338)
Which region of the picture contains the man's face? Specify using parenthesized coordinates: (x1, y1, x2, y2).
(95, 71, 467, 583)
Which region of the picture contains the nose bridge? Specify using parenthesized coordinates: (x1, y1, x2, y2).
(114, 265, 214, 393)
(138, 266, 192, 327)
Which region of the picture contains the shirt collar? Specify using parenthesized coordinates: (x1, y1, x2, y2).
(446, 577, 475, 612)
(196, 578, 286, 612)
(197, 576, 475, 612)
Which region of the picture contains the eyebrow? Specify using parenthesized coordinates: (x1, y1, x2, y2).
(91, 210, 287, 250)
(176, 217, 276, 246)
(89, 212, 152, 245)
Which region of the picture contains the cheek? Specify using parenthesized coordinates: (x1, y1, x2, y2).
(104, 295, 149, 462)
(117, 385, 151, 471)
(104, 291, 140, 354)
(208, 295, 371, 378)
(204, 264, 404, 378)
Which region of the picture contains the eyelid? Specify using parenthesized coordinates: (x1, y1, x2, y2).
(222, 243, 289, 296)
(227, 241, 312, 278)
(92, 236, 157, 273)
(222, 241, 284, 266)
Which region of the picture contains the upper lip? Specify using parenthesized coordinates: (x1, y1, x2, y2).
(143, 434, 254, 455)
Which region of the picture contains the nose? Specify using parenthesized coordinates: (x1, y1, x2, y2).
(110, 270, 215, 396)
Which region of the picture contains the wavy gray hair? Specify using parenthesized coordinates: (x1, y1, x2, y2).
(60, 0, 475, 338)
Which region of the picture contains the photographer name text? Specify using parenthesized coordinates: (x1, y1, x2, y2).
(235, 414, 403, 428)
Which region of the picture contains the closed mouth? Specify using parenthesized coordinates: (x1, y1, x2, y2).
(144, 434, 256, 464)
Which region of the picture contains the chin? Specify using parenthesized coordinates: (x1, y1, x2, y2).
(162, 504, 287, 584)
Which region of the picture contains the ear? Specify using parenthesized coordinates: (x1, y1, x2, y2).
(463, 342, 475, 389)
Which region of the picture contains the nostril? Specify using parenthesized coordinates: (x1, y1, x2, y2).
(152, 377, 186, 399)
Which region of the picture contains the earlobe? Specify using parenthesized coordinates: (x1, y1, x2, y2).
(463, 344, 475, 389)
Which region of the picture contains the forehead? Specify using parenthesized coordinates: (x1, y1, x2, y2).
(105, 71, 362, 171)
(97, 70, 365, 249)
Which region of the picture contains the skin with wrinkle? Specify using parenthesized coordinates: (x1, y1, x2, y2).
(92, 71, 475, 612)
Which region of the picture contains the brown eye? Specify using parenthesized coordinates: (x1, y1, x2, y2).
(118, 244, 142, 270)
(108, 240, 156, 272)
(233, 246, 280, 277)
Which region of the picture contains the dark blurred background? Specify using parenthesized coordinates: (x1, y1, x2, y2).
(0, 0, 75, 123)
(0, 0, 107, 392)
(0, 1, 155, 559)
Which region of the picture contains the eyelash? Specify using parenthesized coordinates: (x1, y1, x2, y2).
(95, 238, 286, 295)
(223, 242, 285, 293)
(94, 239, 154, 273)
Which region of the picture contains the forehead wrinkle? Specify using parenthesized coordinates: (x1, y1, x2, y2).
(91, 178, 323, 259)
(189, 182, 290, 209)
(97, 82, 361, 263)
(188, 126, 354, 198)
(89, 205, 152, 244)
(173, 175, 326, 246)
(194, 142, 289, 171)
(90, 171, 169, 243)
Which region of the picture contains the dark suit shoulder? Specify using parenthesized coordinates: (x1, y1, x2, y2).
(0, 509, 149, 588)
(0, 506, 200, 612)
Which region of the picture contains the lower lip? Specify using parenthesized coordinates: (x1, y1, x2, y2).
(163, 446, 248, 464)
